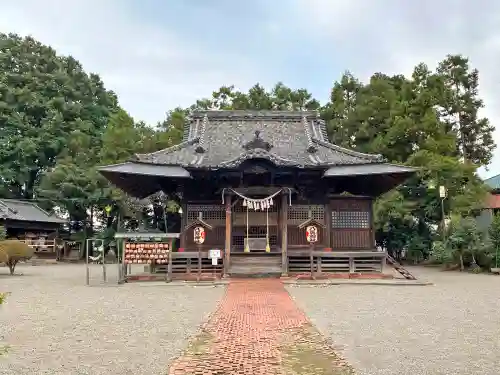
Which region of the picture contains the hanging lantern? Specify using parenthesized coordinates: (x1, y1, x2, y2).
(270, 197, 274, 206)
(248, 201, 254, 209)
(243, 199, 247, 207)
(306, 225, 318, 243)
(193, 226, 206, 244)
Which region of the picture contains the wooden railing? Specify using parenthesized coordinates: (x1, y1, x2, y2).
(18, 239, 59, 253)
(287, 251, 386, 274)
(125, 249, 387, 281)
(151, 251, 224, 280)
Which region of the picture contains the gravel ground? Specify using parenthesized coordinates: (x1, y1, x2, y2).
(287, 267, 500, 375)
(0, 264, 225, 375)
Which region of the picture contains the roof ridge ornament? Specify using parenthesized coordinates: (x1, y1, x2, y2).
(303, 114, 317, 153)
(195, 114, 208, 153)
(242, 130, 273, 152)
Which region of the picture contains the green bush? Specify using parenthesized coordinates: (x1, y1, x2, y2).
(447, 216, 483, 271)
(430, 215, 486, 270)
(430, 240, 454, 264)
(0, 225, 6, 241)
(488, 213, 500, 269)
(0, 240, 35, 275)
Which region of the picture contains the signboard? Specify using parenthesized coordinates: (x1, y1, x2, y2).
(209, 249, 221, 259)
(124, 242, 170, 264)
(209, 249, 221, 265)
(306, 225, 318, 243)
(193, 226, 206, 244)
(439, 185, 447, 198)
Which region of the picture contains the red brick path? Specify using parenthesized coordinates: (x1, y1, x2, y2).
(168, 279, 349, 375)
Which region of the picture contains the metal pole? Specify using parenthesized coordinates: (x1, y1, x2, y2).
(101, 240, 107, 283)
(116, 214, 122, 284)
(163, 207, 168, 234)
(441, 198, 446, 242)
(85, 238, 89, 286)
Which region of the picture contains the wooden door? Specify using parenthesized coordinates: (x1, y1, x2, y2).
(330, 198, 373, 250)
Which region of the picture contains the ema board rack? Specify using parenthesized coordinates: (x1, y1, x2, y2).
(124, 241, 170, 264)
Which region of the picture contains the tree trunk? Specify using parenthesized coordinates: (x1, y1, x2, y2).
(459, 253, 465, 271)
(8, 260, 17, 275)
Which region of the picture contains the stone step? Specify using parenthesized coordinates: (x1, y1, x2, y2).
(229, 265, 282, 273)
(229, 255, 282, 278)
(231, 260, 281, 267)
(231, 256, 281, 265)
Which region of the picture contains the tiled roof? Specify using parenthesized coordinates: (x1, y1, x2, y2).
(484, 174, 500, 191)
(136, 110, 383, 168)
(0, 199, 66, 224)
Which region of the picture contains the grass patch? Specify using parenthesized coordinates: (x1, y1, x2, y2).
(184, 330, 213, 357)
(280, 324, 355, 375)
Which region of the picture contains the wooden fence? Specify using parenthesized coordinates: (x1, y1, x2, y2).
(287, 251, 386, 274)
(134, 250, 387, 281)
(18, 239, 59, 253)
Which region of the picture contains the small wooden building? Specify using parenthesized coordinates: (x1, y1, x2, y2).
(100, 110, 415, 278)
(476, 174, 500, 231)
(0, 199, 66, 258)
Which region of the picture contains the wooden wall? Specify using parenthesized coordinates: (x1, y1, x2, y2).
(183, 197, 374, 251)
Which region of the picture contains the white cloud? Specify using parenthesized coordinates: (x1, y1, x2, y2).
(0, 0, 264, 124)
(2, 0, 500, 176)
(290, 0, 500, 176)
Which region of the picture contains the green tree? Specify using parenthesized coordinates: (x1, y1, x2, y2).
(0, 33, 118, 199)
(447, 215, 483, 270)
(321, 71, 362, 148)
(324, 61, 489, 261)
(436, 54, 495, 165)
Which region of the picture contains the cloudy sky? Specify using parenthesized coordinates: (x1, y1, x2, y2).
(1, 0, 499, 177)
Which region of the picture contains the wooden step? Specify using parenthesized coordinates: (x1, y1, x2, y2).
(229, 255, 282, 277)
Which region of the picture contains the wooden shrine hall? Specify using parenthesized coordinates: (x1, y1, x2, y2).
(99, 110, 415, 279)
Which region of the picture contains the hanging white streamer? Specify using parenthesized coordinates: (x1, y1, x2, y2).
(221, 187, 291, 205)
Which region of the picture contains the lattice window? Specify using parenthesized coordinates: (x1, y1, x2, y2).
(186, 204, 225, 221)
(287, 205, 324, 222)
(332, 211, 370, 229)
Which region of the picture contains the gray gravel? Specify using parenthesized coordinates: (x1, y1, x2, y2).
(287, 267, 500, 375)
(0, 264, 224, 375)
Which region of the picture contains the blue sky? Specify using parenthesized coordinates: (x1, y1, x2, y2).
(2, 0, 500, 177)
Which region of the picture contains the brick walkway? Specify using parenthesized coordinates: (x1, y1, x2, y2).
(168, 280, 354, 375)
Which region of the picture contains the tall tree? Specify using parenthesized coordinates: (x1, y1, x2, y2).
(436, 54, 495, 166)
(0, 33, 118, 199)
(321, 71, 362, 148)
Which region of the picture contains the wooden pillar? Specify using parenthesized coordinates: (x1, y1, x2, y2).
(224, 194, 232, 277)
(324, 200, 332, 249)
(381, 253, 387, 274)
(166, 250, 173, 282)
(309, 242, 315, 280)
(180, 202, 187, 249)
(197, 246, 202, 281)
(281, 194, 288, 276)
(369, 199, 376, 248)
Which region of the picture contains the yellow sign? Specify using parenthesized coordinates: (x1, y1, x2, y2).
(104, 205, 112, 215)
